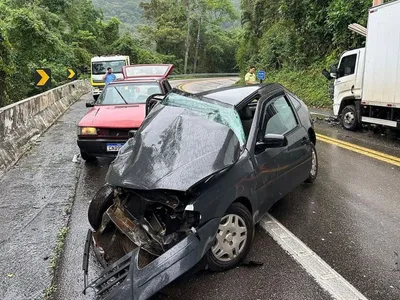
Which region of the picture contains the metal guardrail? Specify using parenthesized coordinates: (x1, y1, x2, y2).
(169, 73, 239, 79)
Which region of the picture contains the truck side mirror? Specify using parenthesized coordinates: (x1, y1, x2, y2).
(86, 101, 95, 108)
(322, 69, 333, 80)
(329, 65, 338, 78)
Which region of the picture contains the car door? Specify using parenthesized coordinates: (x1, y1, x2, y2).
(271, 94, 311, 192)
(250, 94, 288, 215)
(251, 93, 309, 215)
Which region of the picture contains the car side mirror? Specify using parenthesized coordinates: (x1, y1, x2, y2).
(86, 101, 95, 108)
(145, 94, 165, 116)
(128, 130, 137, 138)
(257, 134, 288, 150)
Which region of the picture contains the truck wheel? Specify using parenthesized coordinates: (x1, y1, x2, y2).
(205, 202, 254, 272)
(305, 143, 318, 183)
(341, 105, 358, 131)
(80, 151, 96, 162)
(88, 184, 115, 231)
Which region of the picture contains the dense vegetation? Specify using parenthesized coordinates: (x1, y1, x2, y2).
(0, 0, 240, 107)
(237, 0, 385, 107)
(92, 0, 148, 34)
(1, 0, 388, 108)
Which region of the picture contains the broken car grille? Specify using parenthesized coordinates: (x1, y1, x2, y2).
(89, 251, 132, 299)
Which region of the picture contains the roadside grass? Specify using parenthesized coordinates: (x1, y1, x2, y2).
(43, 284, 57, 300)
(49, 227, 69, 271)
(42, 226, 69, 299)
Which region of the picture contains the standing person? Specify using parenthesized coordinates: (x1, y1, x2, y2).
(102, 67, 117, 85)
(245, 66, 257, 85)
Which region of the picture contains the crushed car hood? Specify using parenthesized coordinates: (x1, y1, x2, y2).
(106, 104, 241, 191)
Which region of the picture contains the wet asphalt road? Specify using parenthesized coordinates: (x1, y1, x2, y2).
(56, 79, 400, 300)
(1, 78, 399, 299)
(54, 79, 400, 300)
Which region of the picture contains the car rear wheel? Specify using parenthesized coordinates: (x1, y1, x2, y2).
(88, 184, 115, 231)
(305, 143, 318, 183)
(206, 202, 254, 272)
(80, 151, 96, 162)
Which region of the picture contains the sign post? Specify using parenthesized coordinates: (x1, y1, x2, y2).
(257, 70, 266, 83)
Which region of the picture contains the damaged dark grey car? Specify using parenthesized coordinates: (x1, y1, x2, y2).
(83, 84, 318, 299)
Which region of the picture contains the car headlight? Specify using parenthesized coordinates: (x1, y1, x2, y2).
(80, 127, 97, 135)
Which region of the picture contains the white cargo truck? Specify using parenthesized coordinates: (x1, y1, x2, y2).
(323, 0, 400, 131)
(90, 55, 130, 100)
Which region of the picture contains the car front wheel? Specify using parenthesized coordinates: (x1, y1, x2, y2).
(206, 202, 254, 272)
(88, 184, 115, 231)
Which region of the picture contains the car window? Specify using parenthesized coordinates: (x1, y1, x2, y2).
(337, 54, 357, 78)
(287, 93, 301, 110)
(265, 96, 298, 136)
(97, 83, 161, 105)
(162, 92, 246, 146)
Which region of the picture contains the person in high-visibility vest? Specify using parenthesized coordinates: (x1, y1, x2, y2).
(245, 66, 257, 85)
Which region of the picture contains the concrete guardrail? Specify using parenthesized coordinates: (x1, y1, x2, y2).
(0, 80, 91, 177)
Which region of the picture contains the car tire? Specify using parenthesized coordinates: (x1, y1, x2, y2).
(305, 143, 318, 183)
(88, 184, 115, 231)
(340, 105, 358, 131)
(80, 151, 96, 162)
(205, 202, 254, 272)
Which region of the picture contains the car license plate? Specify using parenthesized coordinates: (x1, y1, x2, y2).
(106, 143, 124, 152)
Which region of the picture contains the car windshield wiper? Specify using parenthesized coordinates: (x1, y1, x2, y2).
(114, 87, 128, 104)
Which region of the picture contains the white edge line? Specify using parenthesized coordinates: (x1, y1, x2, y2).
(260, 213, 368, 300)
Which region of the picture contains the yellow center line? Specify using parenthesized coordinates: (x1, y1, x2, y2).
(316, 133, 400, 167)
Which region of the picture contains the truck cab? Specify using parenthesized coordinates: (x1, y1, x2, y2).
(90, 56, 130, 100)
(332, 48, 365, 117)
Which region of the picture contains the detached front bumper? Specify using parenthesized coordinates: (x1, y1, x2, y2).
(83, 218, 220, 300)
(77, 139, 128, 157)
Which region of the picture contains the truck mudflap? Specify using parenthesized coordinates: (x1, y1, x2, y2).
(83, 218, 220, 300)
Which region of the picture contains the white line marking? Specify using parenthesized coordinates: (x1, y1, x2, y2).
(260, 214, 368, 300)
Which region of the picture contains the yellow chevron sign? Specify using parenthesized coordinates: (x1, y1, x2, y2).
(35, 69, 51, 87)
(68, 68, 76, 79)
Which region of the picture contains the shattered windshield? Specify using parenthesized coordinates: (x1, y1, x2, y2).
(161, 92, 246, 145)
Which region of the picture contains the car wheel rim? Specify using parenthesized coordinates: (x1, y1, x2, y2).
(310, 148, 317, 177)
(211, 214, 247, 262)
(344, 111, 355, 126)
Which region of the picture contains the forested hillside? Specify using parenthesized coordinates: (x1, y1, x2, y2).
(237, 0, 384, 107)
(91, 0, 149, 34)
(0, 0, 239, 107)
